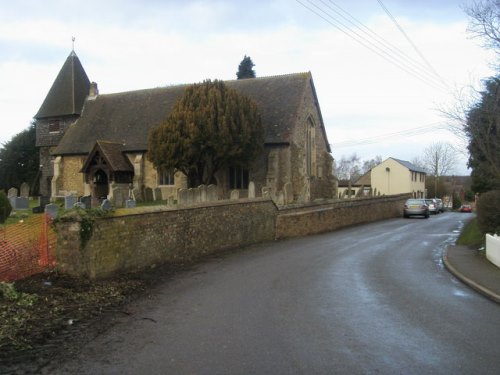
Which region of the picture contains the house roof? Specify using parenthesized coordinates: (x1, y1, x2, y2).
(53, 72, 329, 155)
(391, 158, 427, 174)
(355, 170, 371, 186)
(81, 141, 134, 173)
(35, 51, 91, 119)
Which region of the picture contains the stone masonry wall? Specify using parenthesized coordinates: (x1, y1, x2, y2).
(56, 198, 277, 279)
(55, 195, 408, 279)
(275, 194, 409, 239)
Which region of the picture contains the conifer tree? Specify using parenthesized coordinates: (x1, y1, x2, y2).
(236, 55, 256, 79)
(148, 80, 263, 187)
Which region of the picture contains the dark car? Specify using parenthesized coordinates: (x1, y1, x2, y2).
(403, 199, 429, 218)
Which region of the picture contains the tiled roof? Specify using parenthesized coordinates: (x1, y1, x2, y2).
(35, 51, 90, 119)
(81, 141, 133, 173)
(391, 158, 427, 173)
(54, 72, 325, 155)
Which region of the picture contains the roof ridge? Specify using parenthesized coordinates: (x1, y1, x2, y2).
(95, 72, 312, 97)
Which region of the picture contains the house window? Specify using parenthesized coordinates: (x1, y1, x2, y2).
(48, 119, 61, 133)
(229, 167, 249, 189)
(158, 168, 175, 185)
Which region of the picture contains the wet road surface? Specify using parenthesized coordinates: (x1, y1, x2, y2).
(47, 212, 500, 374)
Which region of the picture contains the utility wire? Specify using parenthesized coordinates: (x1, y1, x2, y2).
(324, 0, 451, 90)
(375, 0, 450, 89)
(295, 0, 449, 92)
(331, 122, 448, 148)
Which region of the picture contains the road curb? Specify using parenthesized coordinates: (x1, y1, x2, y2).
(443, 246, 500, 304)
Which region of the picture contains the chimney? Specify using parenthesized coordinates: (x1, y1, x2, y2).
(89, 81, 99, 98)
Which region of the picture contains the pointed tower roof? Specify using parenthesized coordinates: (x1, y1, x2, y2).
(35, 51, 91, 119)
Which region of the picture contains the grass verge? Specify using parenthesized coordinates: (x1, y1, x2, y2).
(456, 217, 484, 248)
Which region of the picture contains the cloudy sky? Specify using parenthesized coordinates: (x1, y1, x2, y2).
(0, 0, 496, 174)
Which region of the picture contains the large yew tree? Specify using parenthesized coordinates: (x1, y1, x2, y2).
(148, 79, 263, 187)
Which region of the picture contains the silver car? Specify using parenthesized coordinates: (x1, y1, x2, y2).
(403, 199, 429, 218)
(425, 199, 439, 214)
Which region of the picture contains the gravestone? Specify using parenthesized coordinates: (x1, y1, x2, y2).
(74, 202, 86, 209)
(276, 190, 285, 205)
(15, 197, 29, 209)
(45, 203, 58, 220)
(33, 196, 50, 213)
(207, 185, 217, 201)
(20, 182, 30, 198)
(283, 182, 293, 204)
(187, 188, 196, 204)
(125, 199, 136, 208)
(261, 187, 271, 199)
(64, 195, 77, 209)
(7, 187, 18, 198)
(101, 199, 112, 211)
(230, 190, 240, 200)
(80, 195, 91, 209)
(178, 189, 188, 205)
(199, 185, 207, 202)
(248, 181, 255, 199)
(153, 187, 162, 201)
(144, 187, 154, 202)
(112, 188, 124, 208)
(167, 196, 175, 206)
(132, 188, 143, 202)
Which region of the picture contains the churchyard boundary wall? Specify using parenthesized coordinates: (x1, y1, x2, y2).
(55, 194, 409, 279)
(276, 194, 409, 239)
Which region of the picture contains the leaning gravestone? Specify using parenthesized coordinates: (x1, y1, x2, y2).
(74, 202, 86, 209)
(64, 195, 77, 209)
(45, 203, 59, 220)
(132, 188, 143, 202)
(80, 195, 91, 209)
(101, 199, 112, 211)
(20, 182, 30, 198)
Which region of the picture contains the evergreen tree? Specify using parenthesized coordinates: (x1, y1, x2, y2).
(0, 123, 40, 194)
(465, 76, 500, 192)
(236, 55, 256, 79)
(148, 79, 263, 187)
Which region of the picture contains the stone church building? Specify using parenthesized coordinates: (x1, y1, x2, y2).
(35, 51, 336, 205)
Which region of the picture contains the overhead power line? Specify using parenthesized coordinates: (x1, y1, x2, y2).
(294, 0, 451, 92)
(331, 122, 448, 148)
(375, 0, 450, 89)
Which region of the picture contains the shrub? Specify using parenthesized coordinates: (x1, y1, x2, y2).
(452, 193, 462, 210)
(476, 190, 500, 235)
(0, 190, 12, 224)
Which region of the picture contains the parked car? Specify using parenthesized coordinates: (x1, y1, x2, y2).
(425, 199, 439, 214)
(403, 199, 429, 218)
(435, 198, 444, 213)
(459, 204, 472, 213)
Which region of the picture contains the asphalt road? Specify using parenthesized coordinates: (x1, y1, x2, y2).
(47, 212, 500, 374)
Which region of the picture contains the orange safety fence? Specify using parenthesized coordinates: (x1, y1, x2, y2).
(0, 214, 57, 282)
